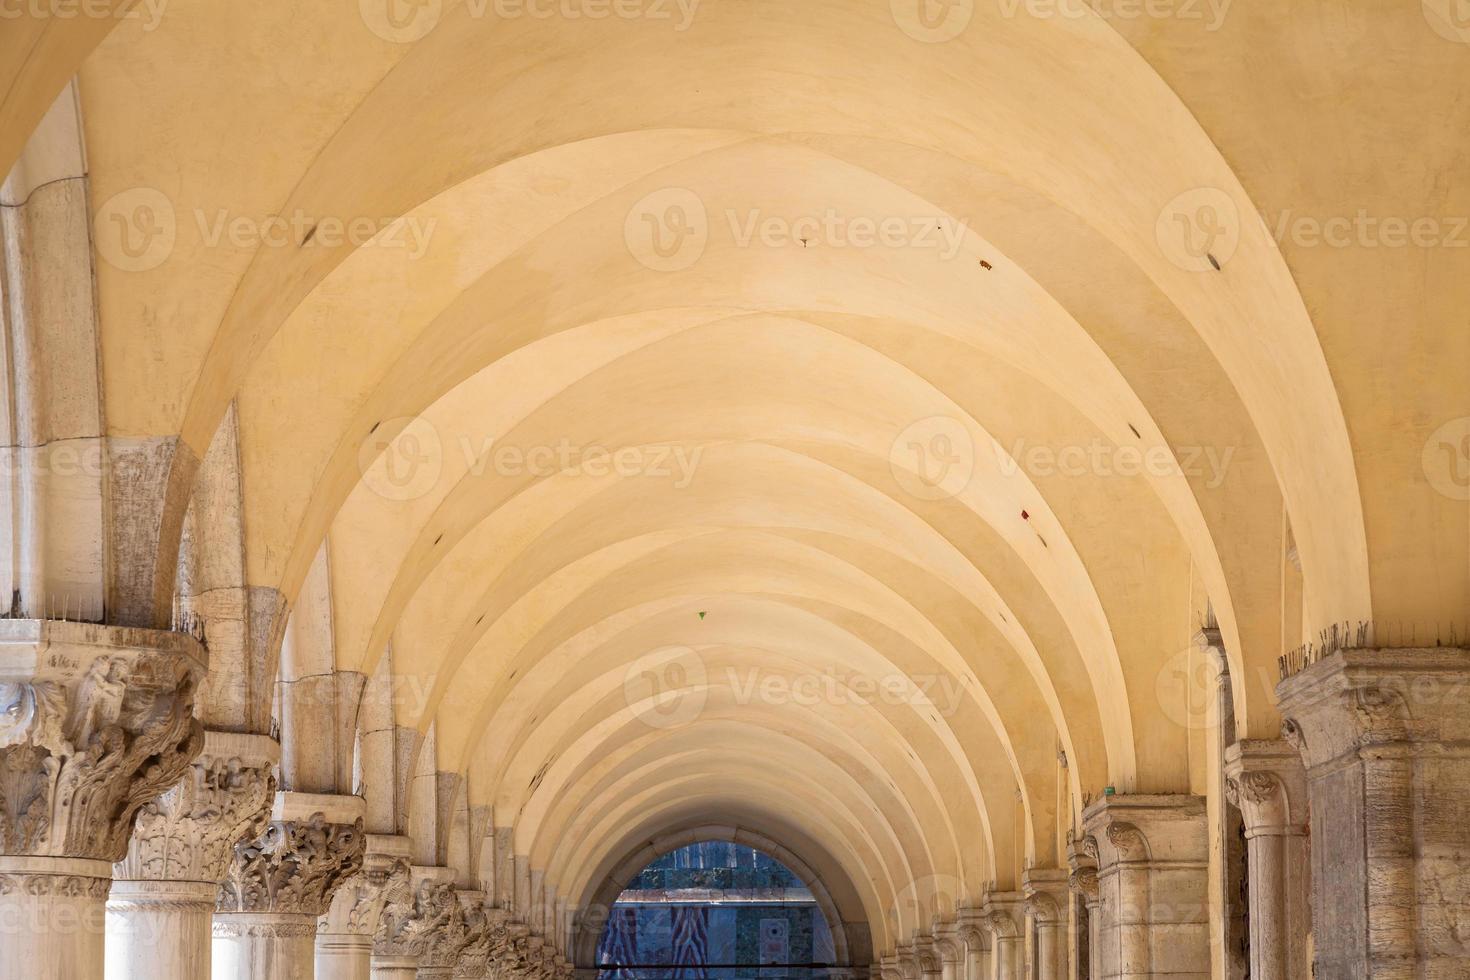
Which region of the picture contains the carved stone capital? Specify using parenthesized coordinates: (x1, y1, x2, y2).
(217, 793, 366, 916)
(1021, 868, 1068, 924)
(978, 892, 1024, 939)
(0, 622, 206, 861)
(446, 890, 491, 975)
(375, 865, 458, 959)
(1082, 794, 1206, 871)
(1066, 836, 1100, 904)
(1275, 647, 1470, 769)
(114, 730, 278, 883)
(1223, 739, 1308, 836)
(319, 833, 413, 938)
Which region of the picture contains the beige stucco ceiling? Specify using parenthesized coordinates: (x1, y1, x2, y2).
(4, 0, 1466, 951)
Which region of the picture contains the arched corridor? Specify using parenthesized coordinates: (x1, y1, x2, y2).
(0, 2, 1466, 978)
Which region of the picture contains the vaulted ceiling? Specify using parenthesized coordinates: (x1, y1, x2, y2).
(4, 0, 1466, 953)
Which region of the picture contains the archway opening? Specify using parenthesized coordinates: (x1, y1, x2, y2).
(596, 841, 838, 980)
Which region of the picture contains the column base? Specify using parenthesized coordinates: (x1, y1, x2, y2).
(106, 878, 217, 980)
(0, 856, 111, 980)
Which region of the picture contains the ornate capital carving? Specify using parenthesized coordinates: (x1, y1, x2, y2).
(115, 732, 278, 883)
(1066, 867, 1098, 902)
(217, 811, 366, 916)
(1103, 821, 1149, 861)
(376, 872, 459, 959)
(0, 624, 206, 861)
(1224, 739, 1308, 834)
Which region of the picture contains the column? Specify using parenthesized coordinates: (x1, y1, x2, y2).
(1082, 795, 1208, 980)
(954, 910, 991, 980)
(913, 936, 943, 980)
(1065, 838, 1100, 980)
(932, 919, 964, 980)
(213, 792, 367, 980)
(419, 888, 487, 978)
(0, 621, 205, 980)
(981, 893, 1025, 980)
(372, 865, 457, 977)
(1023, 869, 1070, 980)
(1277, 646, 1470, 978)
(315, 835, 413, 980)
(107, 730, 279, 980)
(1223, 739, 1309, 980)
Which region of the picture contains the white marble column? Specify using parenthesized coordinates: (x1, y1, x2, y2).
(108, 730, 279, 980)
(1223, 739, 1309, 980)
(1023, 869, 1069, 980)
(213, 792, 366, 980)
(1081, 795, 1208, 980)
(1277, 647, 1470, 978)
(316, 835, 414, 980)
(0, 621, 206, 980)
(980, 893, 1025, 980)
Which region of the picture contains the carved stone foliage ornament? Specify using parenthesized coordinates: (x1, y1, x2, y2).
(216, 812, 366, 915)
(0, 632, 205, 862)
(320, 856, 412, 936)
(376, 877, 459, 958)
(117, 748, 277, 882)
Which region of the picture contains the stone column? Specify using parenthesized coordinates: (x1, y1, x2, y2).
(1023, 869, 1070, 980)
(1081, 795, 1208, 980)
(932, 918, 965, 980)
(107, 730, 279, 980)
(372, 865, 457, 977)
(213, 792, 366, 980)
(913, 935, 943, 980)
(981, 893, 1025, 980)
(954, 910, 991, 980)
(1223, 739, 1309, 980)
(315, 835, 413, 980)
(1066, 838, 1100, 980)
(0, 622, 205, 980)
(1277, 647, 1470, 978)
